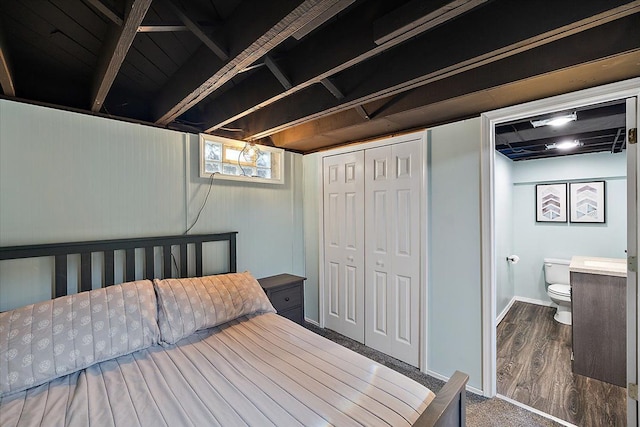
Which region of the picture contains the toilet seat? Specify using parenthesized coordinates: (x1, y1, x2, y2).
(548, 283, 571, 298)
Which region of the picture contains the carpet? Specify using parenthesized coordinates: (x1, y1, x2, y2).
(304, 323, 564, 427)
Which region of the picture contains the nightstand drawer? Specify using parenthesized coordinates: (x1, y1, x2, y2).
(279, 307, 303, 324)
(258, 274, 306, 325)
(270, 286, 302, 311)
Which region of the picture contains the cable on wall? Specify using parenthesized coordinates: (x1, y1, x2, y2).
(169, 171, 218, 277)
(185, 171, 218, 234)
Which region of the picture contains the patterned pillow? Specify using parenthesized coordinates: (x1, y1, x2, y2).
(154, 272, 275, 345)
(0, 280, 159, 398)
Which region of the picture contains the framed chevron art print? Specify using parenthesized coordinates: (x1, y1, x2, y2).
(569, 181, 606, 223)
(536, 183, 567, 223)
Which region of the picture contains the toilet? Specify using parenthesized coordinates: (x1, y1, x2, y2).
(544, 258, 572, 325)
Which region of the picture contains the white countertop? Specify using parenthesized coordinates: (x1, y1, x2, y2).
(570, 256, 627, 278)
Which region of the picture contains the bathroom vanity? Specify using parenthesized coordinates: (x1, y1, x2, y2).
(570, 256, 627, 387)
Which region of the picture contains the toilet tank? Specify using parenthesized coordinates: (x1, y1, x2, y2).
(544, 258, 571, 285)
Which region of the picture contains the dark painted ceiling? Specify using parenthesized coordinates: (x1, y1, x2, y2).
(0, 0, 639, 154)
(496, 101, 627, 161)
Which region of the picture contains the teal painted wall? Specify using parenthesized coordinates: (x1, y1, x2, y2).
(302, 152, 321, 322)
(428, 118, 483, 389)
(0, 99, 304, 311)
(0, 97, 629, 395)
(511, 152, 627, 302)
(495, 152, 515, 317)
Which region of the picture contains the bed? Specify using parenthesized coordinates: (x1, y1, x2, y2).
(0, 232, 468, 427)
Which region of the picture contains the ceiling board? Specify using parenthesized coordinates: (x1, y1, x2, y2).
(202, 0, 487, 133)
(238, 3, 640, 140)
(275, 50, 640, 153)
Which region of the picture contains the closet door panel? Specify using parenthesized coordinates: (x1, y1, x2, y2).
(323, 152, 365, 343)
(373, 271, 388, 334)
(323, 137, 422, 363)
(365, 145, 394, 354)
(365, 140, 421, 367)
(396, 189, 412, 256)
(328, 262, 339, 316)
(396, 274, 412, 344)
(390, 140, 421, 366)
(373, 191, 388, 252)
(345, 265, 358, 324)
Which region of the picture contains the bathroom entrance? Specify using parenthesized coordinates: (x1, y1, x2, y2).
(480, 79, 640, 426)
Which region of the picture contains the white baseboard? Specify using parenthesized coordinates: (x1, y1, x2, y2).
(496, 394, 577, 427)
(496, 296, 517, 324)
(514, 296, 554, 307)
(427, 370, 483, 396)
(496, 296, 554, 324)
(304, 317, 320, 327)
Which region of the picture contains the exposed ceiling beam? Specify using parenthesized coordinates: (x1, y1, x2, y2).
(496, 115, 626, 145)
(153, 0, 349, 126)
(320, 78, 344, 99)
(237, 1, 640, 140)
(83, 0, 124, 26)
(264, 55, 292, 90)
(162, 0, 228, 61)
(321, 76, 371, 119)
(507, 145, 614, 161)
(354, 105, 370, 120)
(202, 0, 487, 133)
(497, 129, 624, 150)
(138, 24, 189, 32)
(373, 0, 487, 45)
(268, 43, 640, 152)
(0, 23, 16, 97)
(91, 0, 152, 112)
(611, 128, 625, 152)
(291, 0, 356, 40)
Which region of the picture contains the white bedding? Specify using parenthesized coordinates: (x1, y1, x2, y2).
(1, 313, 434, 426)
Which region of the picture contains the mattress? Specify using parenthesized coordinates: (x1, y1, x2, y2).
(0, 313, 434, 427)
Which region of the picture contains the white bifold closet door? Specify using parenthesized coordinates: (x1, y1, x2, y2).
(364, 140, 421, 366)
(323, 151, 365, 343)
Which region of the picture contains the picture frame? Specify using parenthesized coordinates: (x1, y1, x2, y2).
(570, 181, 606, 223)
(536, 183, 567, 222)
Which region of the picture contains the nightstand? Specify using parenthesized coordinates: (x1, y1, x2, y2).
(258, 274, 306, 325)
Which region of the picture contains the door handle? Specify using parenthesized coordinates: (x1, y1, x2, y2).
(347, 256, 354, 262)
(376, 261, 384, 267)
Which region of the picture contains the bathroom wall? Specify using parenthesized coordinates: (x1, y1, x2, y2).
(495, 152, 515, 318)
(511, 151, 627, 302)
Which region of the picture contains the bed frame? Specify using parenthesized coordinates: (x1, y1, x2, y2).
(0, 233, 238, 298)
(0, 232, 468, 427)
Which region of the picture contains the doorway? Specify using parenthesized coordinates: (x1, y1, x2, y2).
(480, 78, 640, 426)
(494, 101, 627, 425)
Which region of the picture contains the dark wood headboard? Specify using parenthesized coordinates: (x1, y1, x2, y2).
(0, 232, 238, 298)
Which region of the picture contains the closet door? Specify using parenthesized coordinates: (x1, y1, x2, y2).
(323, 152, 365, 343)
(365, 140, 421, 366)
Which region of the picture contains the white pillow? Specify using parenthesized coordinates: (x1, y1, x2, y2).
(154, 272, 275, 345)
(0, 280, 159, 398)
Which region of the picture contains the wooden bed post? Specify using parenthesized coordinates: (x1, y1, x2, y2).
(412, 371, 469, 427)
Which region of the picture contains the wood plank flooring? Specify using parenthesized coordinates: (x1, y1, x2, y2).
(497, 301, 626, 426)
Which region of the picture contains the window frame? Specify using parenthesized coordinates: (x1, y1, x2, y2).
(199, 134, 285, 185)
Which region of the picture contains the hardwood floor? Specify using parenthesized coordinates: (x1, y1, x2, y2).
(497, 301, 626, 426)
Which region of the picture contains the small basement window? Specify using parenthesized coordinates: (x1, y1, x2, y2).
(199, 134, 284, 184)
